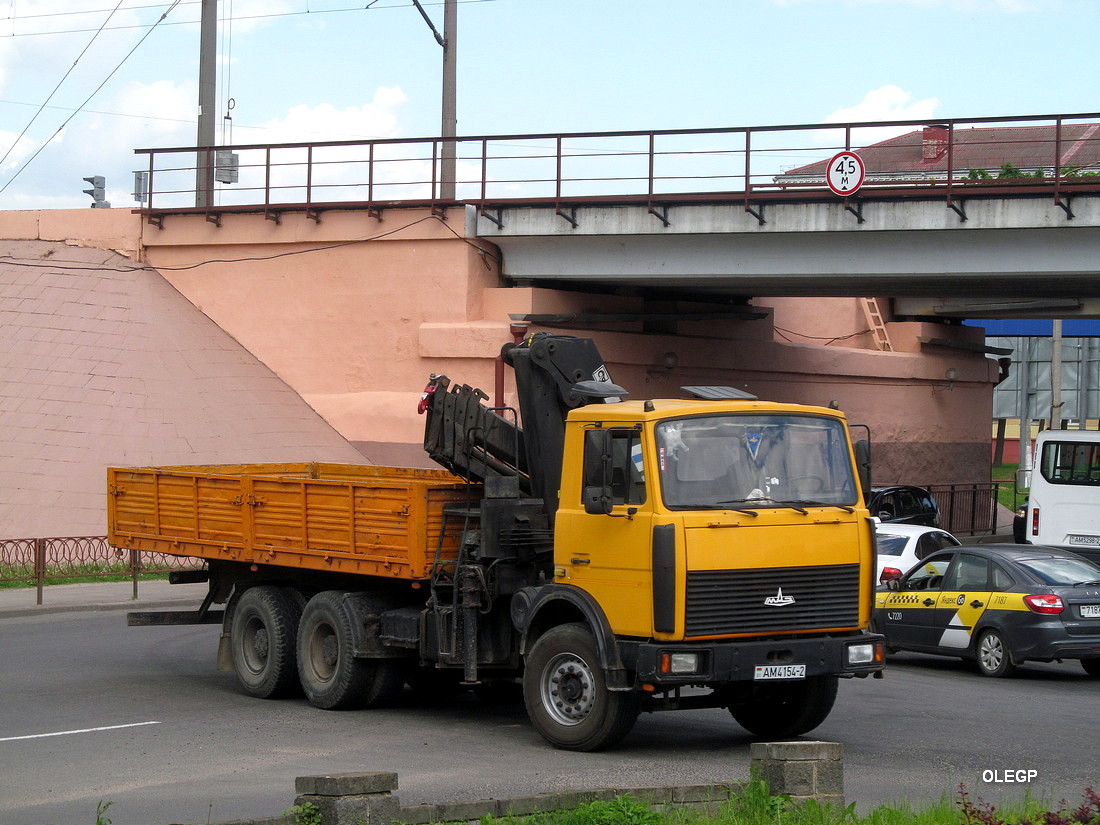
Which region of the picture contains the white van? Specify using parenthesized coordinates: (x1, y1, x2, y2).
(1020, 429, 1100, 563)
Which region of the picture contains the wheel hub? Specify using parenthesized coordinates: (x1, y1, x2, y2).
(543, 654, 595, 726)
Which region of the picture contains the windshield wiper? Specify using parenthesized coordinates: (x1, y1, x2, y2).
(1073, 579, 1100, 586)
(715, 497, 808, 515)
(786, 499, 855, 513)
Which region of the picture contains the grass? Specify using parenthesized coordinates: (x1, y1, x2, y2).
(992, 462, 1026, 513)
(475, 784, 1100, 825)
(0, 566, 171, 589)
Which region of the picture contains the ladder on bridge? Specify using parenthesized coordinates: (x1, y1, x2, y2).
(860, 298, 893, 352)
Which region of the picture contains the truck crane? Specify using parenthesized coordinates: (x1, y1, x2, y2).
(111, 332, 884, 751)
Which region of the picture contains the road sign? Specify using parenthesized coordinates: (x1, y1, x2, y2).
(826, 151, 865, 196)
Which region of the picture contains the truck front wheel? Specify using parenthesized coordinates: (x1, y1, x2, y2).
(727, 674, 838, 738)
(297, 591, 405, 710)
(230, 585, 303, 699)
(523, 623, 639, 751)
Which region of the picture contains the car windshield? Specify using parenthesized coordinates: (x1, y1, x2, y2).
(1015, 556, 1100, 585)
(655, 412, 858, 510)
(876, 533, 908, 556)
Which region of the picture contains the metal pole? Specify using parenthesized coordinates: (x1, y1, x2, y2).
(195, 0, 217, 207)
(440, 0, 457, 200)
(1051, 319, 1063, 429)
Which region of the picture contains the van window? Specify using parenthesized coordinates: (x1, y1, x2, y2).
(1041, 440, 1100, 485)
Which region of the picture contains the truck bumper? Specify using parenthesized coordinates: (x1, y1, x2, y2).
(626, 634, 885, 685)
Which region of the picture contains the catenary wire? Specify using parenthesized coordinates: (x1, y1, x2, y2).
(0, 0, 125, 169)
(0, 0, 183, 195)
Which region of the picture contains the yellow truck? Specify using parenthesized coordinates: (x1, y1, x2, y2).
(110, 333, 884, 751)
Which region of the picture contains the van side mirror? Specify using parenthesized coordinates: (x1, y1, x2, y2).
(1015, 468, 1031, 493)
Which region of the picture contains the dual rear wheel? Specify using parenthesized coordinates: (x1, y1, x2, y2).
(228, 586, 403, 709)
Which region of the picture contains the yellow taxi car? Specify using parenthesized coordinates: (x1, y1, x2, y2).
(873, 544, 1100, 677)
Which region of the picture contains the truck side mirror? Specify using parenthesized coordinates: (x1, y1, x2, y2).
(583, 429, 614, 515)
(584, 486, 614, 515)
(855, 438, 872, 497)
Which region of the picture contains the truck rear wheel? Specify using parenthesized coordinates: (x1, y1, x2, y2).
(728, 674, 838, 738)
(230, 585, 302, 699)
(523, 623, 639, 751)
(297, 591, 404, 710)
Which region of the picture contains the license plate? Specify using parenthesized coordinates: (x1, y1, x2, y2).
(754, 664, 806, 680)
(1081, 605, 1100, 618)
(1069, 535, 1100, 546)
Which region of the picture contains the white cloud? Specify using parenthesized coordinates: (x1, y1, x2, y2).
(826, 85, 941, 124)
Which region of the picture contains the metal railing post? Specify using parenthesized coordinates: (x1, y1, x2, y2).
(35, 538, 45, 605)
(131, 547, 140, 600)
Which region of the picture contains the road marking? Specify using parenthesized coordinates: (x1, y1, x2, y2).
(0, 721, 160, 742)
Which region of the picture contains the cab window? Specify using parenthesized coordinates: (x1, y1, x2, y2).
(916, 531, 960, 560)
(583, 428, 646, 506)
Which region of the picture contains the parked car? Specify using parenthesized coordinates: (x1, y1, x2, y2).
(868, 485, 939, 527)
(873, 544, 1100, 677)
(875, 523, 960, 584)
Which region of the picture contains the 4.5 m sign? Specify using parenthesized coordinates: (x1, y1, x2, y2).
(826, 151, 866, 196)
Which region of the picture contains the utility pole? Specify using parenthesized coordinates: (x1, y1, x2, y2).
(440, 0, 457, 200)
(1051, 319, 1064, 429)
(196, 0, 217, 207)
(412, 0, 457, 200)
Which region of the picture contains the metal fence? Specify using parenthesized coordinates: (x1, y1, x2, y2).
(0, 536, 204, 605)
(133, 111, 1100, 217)
(926, 483, 1008, 536)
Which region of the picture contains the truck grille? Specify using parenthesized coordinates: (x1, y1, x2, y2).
(685, 563, 861, 637)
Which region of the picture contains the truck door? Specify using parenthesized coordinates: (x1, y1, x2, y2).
(932, 552, 993, 652)
(555, 427, 656, 638)
(880, 553, 954, 649)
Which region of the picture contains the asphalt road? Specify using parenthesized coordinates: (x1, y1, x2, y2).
(1, 610, 1098, 825)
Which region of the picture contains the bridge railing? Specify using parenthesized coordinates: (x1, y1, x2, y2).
(134, 112, 1100, 216)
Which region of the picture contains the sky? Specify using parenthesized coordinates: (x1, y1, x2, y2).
(0, 0, 1097, 210)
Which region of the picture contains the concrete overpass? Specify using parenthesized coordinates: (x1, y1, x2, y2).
(135, 111, 1100, 321)
(472, 195, 1100, 320)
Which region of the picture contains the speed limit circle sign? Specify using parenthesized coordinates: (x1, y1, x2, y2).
(826, 151, 866, 196)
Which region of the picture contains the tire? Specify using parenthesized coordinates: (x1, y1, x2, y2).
(728, 674, 839, 738)
(975, 628, 1016, 678)
(297, 591, 405, 710)
(522, 623, 639, 752)
(229, 586, 303, 699)
(1081, 658, 1100, 677)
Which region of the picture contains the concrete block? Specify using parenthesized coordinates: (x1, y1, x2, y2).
(395, 803, 442, 825)
(433, 798, 500, 822)
(815, 759, 845, 796)
(749, 741, 842, 762)
(295, 791, 399, 825)
(295, 772, 398, 797)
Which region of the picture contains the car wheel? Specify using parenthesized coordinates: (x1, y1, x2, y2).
(975, 628, 1016, 678)
(1081, 658, 1100, 678)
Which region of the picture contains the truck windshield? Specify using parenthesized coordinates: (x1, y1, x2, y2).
(655, 413, 858, 510)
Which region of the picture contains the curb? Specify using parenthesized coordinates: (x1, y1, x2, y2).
(0, 596, 203, 620)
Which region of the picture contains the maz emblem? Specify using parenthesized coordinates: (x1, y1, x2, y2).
(764, 587, 796, 607)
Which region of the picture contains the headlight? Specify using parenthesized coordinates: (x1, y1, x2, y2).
(660, 652, 701, 674)
(846, 642, 877, 665)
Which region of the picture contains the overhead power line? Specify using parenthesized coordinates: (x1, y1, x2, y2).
(1, 0, 497, 39)
(0, 0, 184, 196)
(0, 0, 125, 170)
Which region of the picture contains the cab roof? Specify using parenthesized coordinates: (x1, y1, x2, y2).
(566, 398, 847, 423)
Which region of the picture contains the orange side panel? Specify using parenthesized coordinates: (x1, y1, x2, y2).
(107, 463, 479, 580)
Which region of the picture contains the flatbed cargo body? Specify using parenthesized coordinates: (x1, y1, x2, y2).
(108, 462, 478, 580)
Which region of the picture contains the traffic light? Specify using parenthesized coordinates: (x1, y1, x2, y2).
(82, 175, 110, 208)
